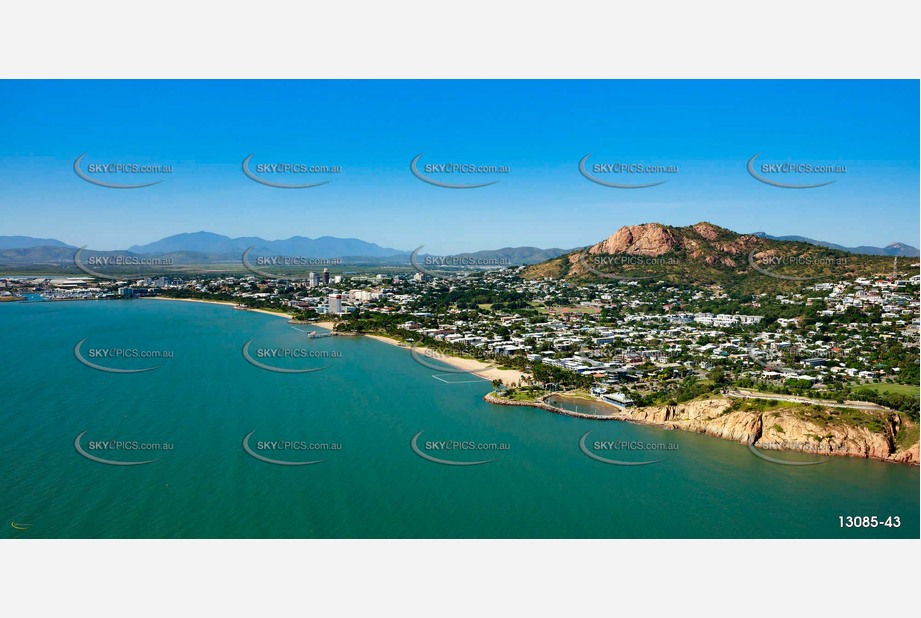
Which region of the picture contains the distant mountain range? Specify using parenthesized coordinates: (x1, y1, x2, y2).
(0, 223, 919, 274)
(0, 236, 75, 250)
(443, 246, 570, 265)
(126, 232, 408, 259)
(751, 233, 919, 257)
(0, 232, 570, 269)
(3, 230, 916, 258)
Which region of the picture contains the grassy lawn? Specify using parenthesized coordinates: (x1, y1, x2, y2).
(501, 388, 546, 402)
(729, 397, 801, 412)
(859, 383, 920, 397)
(551, 389, 596, 401)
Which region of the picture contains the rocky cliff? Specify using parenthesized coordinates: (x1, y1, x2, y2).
(624, 397, 919, 464)
(485, 391, 919, 464)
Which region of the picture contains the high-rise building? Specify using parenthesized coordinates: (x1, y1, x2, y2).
(308, 272, 319, 287)
(328, 293, 342, 314)
(322, 268, 330, 285)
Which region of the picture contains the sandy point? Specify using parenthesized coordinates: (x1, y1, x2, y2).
(363, 334, 525, 386)
(145, 297, 296, 320)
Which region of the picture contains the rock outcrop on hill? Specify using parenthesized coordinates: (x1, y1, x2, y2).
(521, 221, 898, 288)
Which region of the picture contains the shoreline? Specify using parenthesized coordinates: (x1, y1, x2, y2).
(145, 299, 519, 382)
(485, 392, 623, 421)
(145, 299, 518, 382)
(485, 392, 920, 465)
(146, 297, 295, 321)
(15, 294, 920, 465)
(152, 297, 294, 319)
(363, 333, 525, 386)
(146, 297, 340, 331)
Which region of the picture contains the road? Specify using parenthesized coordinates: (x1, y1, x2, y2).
(724, 389, 893, 412)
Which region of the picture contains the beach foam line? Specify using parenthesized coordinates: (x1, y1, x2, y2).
(362, 334, 525, 386)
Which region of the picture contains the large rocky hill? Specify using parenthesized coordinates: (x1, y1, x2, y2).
(522, 222, 908, 292)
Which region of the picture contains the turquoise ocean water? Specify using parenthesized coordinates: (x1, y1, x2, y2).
(1, 299, 917, 538)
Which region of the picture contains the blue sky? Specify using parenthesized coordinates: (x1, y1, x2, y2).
(0, 80, 917, 254)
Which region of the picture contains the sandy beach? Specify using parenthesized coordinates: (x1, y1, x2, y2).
(364, 334, 525, 386)
(146, 297, 295, 320)
(144, 298, 347, 331)
(144, 299, 520, 383)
